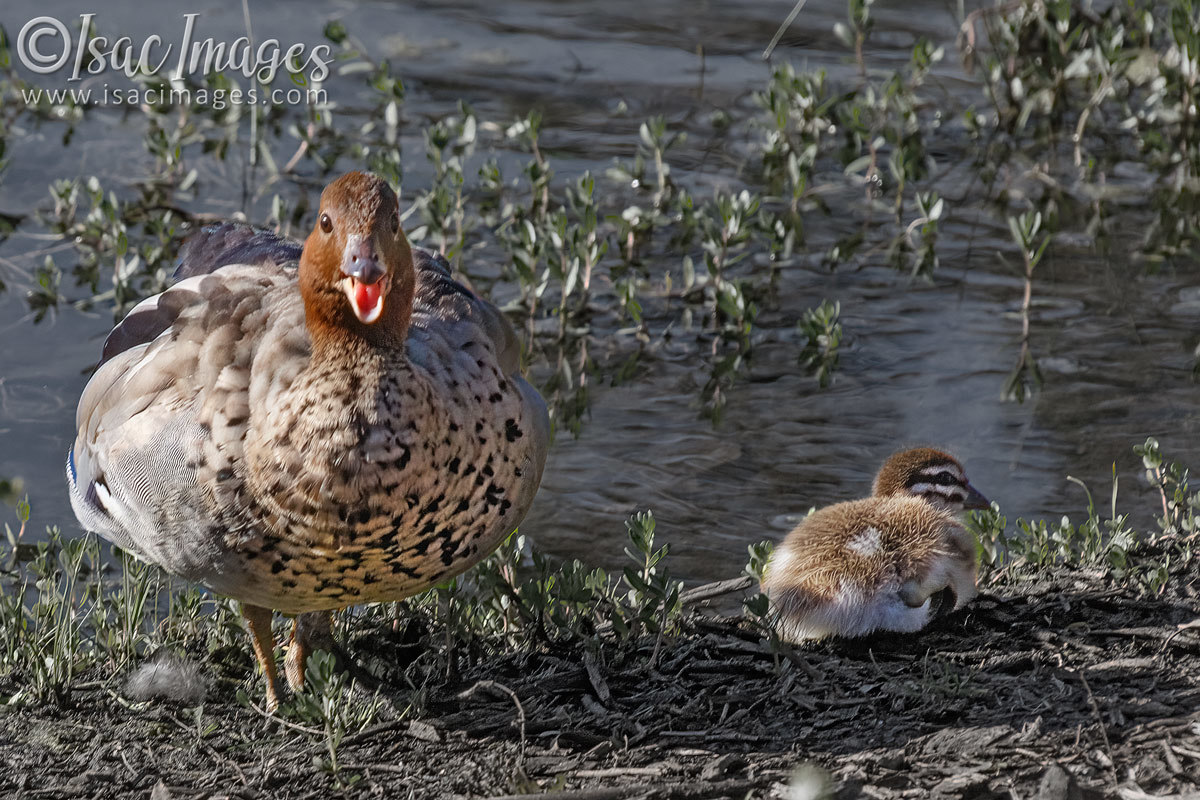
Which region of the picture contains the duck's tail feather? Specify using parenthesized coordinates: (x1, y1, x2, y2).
(66, 446, 119, 542)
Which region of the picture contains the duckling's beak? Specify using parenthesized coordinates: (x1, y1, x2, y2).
(898, 578, 926, 608)
(340, 235, 388, 324)
(899, 581, 959, 616)
(961, 482, 990, 511)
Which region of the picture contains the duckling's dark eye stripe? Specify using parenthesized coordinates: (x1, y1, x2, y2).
(913, 483, 967, 502)
(906, 471, 963, 489)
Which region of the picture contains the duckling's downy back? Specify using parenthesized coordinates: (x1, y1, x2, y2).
(762, 495, 977, 641)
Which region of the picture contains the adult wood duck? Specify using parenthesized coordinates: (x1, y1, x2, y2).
(67, 171, 550, 709)
(761, 448, 988, 642)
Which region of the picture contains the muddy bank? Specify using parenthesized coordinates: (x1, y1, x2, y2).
(2, 561, 1198, 800)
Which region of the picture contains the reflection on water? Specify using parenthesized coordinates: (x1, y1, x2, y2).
(0, 0, 1196, 582)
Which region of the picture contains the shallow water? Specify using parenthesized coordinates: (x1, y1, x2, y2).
(0, 0, 1197, 583)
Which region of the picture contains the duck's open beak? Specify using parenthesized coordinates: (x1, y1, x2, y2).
(340, 235, 388, 324)
(962, 482, 990, 510)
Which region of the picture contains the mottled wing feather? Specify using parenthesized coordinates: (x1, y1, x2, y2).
(100, 283, 204, 367)
(407, 249, 549, 557)
(173, 222, 302, 280)
(70, 265, 299, 581)
(412, 249, 522, 375)
(97, 223, 301, 368)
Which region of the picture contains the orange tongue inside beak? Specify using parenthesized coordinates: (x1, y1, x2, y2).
(355, 280, 382, 318)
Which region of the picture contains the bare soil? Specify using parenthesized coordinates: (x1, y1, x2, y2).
(2, 564, 1199, 800)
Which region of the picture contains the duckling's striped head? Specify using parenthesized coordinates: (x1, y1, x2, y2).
(872, 447, 989, 513)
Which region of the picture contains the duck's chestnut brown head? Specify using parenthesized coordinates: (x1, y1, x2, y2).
(300, 172, 414, 346)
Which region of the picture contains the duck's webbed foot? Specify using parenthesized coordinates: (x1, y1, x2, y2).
(285, 610, 381, 694)
(285, 610, 336, 692)
(241, 603, 282, 712)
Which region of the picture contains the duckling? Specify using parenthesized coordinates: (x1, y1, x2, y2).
(761, 448, 988, 642)
(67, 172, 550, 709)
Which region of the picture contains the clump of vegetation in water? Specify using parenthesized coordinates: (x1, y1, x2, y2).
(12, 4, 1032, 434)
(3, 2, 1200, 415)
(970, 439, 1195, 596)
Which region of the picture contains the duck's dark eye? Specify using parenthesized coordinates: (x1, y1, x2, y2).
(320, 213, 333, 234)
(936, 471, 957, 485)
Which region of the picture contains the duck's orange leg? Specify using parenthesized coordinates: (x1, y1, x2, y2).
(242, 603, 282, 712)
(285, 610, 335, 692)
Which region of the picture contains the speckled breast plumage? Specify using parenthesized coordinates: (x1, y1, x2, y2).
(218, 328, 544, 612)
